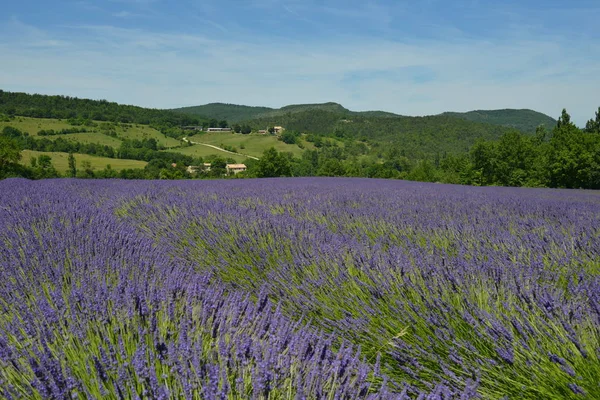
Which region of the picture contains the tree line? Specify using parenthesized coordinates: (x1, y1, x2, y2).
(1, 106, 599, 189)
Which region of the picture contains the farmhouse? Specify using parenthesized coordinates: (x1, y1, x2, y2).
(273, 126, 284, 134)
(226, 163, 247, 175)
(206, 127, 232, 132)
(258, 130, 268, 134)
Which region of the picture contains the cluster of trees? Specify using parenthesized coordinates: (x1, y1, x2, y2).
(432, 109, 599, 189)
(244, 109, 600, 188)
(0, 90, 204, 127)
(232, 124, 252, 134)
(0, 137, 61, 179)
(243, 109, 513, 158)
(38, 127, 90, 136)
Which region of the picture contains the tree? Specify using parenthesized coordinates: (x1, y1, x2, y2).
(233, 124, 242, 133)
(0, 136, 22, 171)
(241, 125, 252, 134)
(468, 140, 496, 185)
(546, 112, 592, 188)
(68, 152, 77, 177)
(494, 130, 535, 186)
(33, 155, 60, 179)
(218, 120, 228, 129)
(584, 107, 600, 134)
(99, 164, 117, 178)
(77, 160, 95, 178)
(557, 108, 574, 129)
(254, 148, 292, 177)
(209, 156, 227, 177)
(317, 159, 345, 176)
(268, 126, 275, 135)
(280, 131, 297, 144)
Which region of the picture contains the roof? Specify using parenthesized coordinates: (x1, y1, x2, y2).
(226, 164, 247, 169)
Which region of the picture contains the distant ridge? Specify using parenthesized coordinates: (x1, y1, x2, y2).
(173, 103, 555, 133)
(441, 109, 557, 133)
(172, 102, 405, 123)
(173, 103, 274, 123)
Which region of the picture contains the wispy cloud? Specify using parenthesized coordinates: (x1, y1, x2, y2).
(0, 1, 599, 125)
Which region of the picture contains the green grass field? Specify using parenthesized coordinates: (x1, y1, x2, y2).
(0, 117, 74, 135)
(110, 124, 181, 148)
(170, 145, 249, 163)
(2, 117, 344, 165)
(187, 132, 310, 158)
(1, 116, 181, 149)
(20, 150, 147, 173)
(41, 132, 124, 147)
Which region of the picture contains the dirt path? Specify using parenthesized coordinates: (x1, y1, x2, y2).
(182, 137, 259, 160)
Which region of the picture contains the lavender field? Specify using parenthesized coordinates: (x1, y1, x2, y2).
(1, 178, 599, 399)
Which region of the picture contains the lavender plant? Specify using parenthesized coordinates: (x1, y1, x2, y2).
(1, 178, 599, 399)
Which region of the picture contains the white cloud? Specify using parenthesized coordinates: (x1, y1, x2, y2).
(0, 19, 598, 125)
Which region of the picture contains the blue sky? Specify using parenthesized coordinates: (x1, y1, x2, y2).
(1, 0, 598, 125)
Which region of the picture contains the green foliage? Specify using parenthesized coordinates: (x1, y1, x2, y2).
(0, 136, 22, 174)
(442, 109, 557, 133)
(30, 154, 60, 178)
(254, 148, 292, 177)
(68, 152, 77, 178)
(242, 110, 512, 158)
(173, 103, 274, 123)
(280, 130, 298, 144)
(454, 109, 600, 189)
(0, 90, 204, 127)
(584, 107, 600, 134)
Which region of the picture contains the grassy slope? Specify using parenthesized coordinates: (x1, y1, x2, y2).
(0, 117, 181, 148)
(186, 132, 311, 158)
(0, 117, 74, 133)
(169, 145, 249, 163)
(2, 116, 259, 162)
(20, 150, 147, 173)
(42, 133, 123, 147)
(111, 124, 181, 148)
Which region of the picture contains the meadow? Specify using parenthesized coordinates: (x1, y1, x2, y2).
(19, 150, 148, 173)
(172, 144, 249, 163)
(187, 131, 313, 158)
(0, 117, 180, 148)
(0, 178, 599, 399)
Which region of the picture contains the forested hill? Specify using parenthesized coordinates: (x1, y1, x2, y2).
(441, 109, 556, 133)
(173, 103, 275, 123)
(172, 101, 408, 122)
(0, 90, 203, 126)
(243, 109, 512, 156)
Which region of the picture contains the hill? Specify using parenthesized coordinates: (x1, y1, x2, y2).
(173, 102, 554, 156)
(441, 109, 556, 133)
(173, 103, 274, 123)
(173, 101, 406, 123)
(242, 109, 512, 157)
(0, 90, 203, 126)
